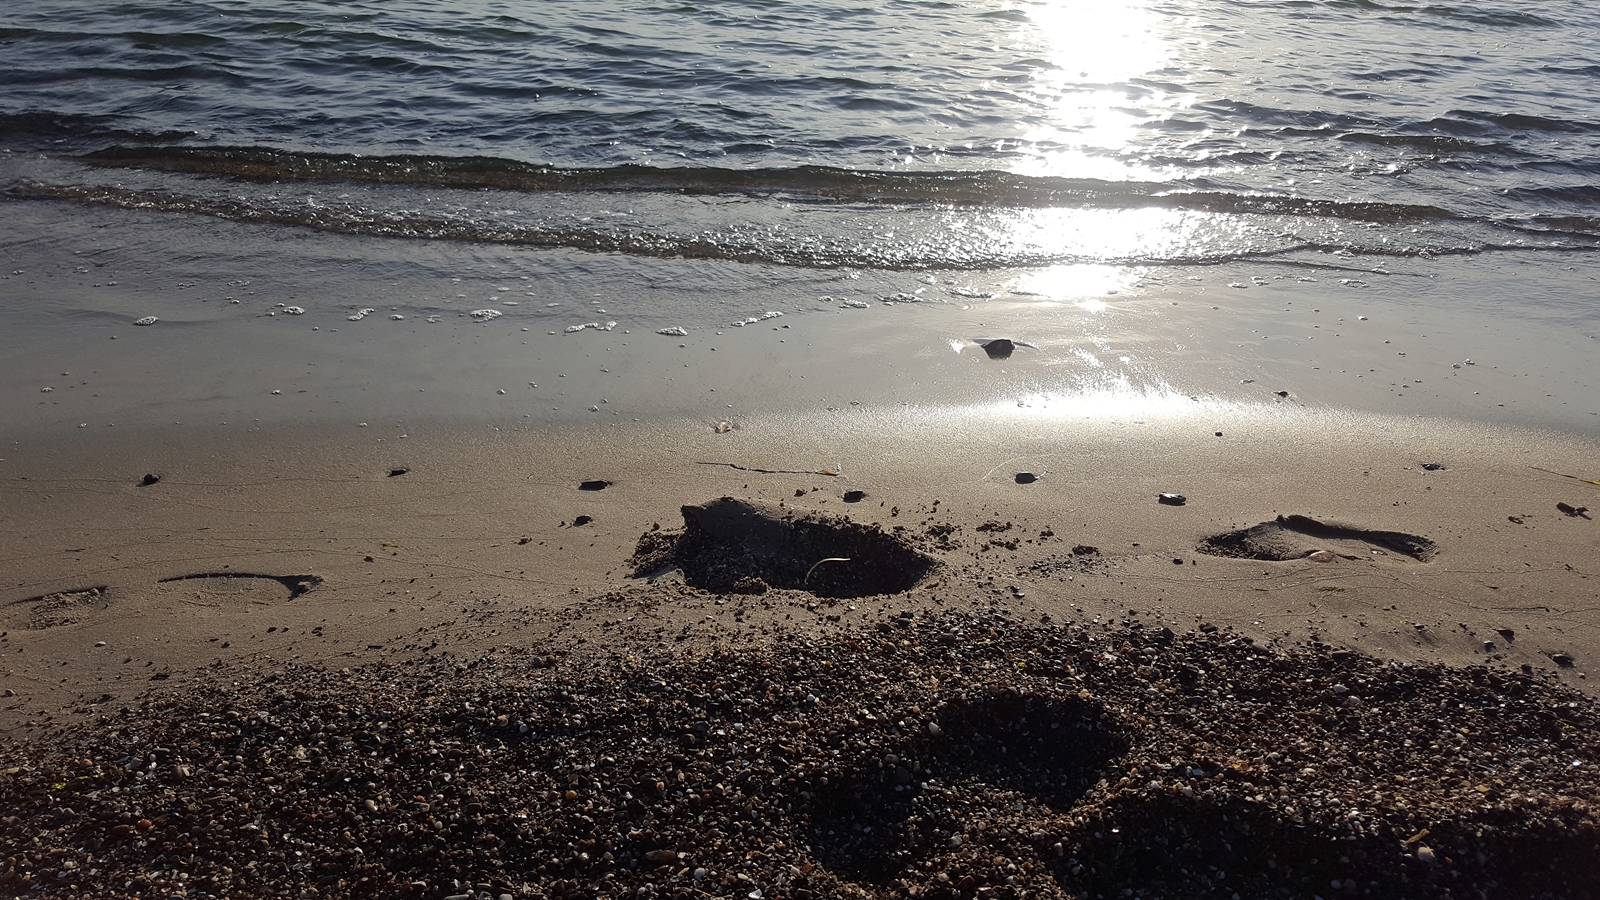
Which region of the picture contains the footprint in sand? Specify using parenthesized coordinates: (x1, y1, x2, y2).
(1196, 514, 1437, 562)
(2, 586, 111, 630)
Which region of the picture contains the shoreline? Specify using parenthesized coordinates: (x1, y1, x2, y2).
(3, 197, 1599, 443)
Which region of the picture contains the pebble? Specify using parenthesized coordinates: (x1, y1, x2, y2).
(132, 316, 158, 326)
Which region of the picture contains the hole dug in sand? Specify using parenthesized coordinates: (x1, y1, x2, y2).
(631, 497, 937, 598)
(1197, 514, 1437, 562)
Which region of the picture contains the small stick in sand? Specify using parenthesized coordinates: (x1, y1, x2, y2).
(1529, 466, 1600, 487)
(804, 557, 851, 584)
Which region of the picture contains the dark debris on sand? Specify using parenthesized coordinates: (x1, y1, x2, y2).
(2, 613, 1597, 899)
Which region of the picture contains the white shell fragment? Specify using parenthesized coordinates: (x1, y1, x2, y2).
(470, 309, 502, 321)
(282, 306, 305, 315)
(565, 321, 617, 333)
(348, 308, 376, 321)
(133, 316, 158, 326)
(840, 298, 870, 309)
(657, 326, 689, 336)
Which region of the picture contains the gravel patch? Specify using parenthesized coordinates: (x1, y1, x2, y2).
(2, 612, 1596, 899)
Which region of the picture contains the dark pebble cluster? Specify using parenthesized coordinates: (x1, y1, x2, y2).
(2, 612, 1597, 899)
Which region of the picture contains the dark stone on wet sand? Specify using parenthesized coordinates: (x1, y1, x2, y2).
(980, 339, 1015, 360)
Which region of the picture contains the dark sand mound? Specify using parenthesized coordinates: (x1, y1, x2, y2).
(2, 613, 1596, 899)
(1197, 514, 1438, 562)
(632, 497, 938, 598)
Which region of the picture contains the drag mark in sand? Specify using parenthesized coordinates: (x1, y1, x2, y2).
(155, 572, 323, 600)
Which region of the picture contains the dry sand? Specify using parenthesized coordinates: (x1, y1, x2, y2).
(3, 406, 1596, 725)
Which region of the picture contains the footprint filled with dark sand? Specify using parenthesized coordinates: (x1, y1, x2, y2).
(1197, 514, 1437, 562)
(2, 586, 110, 630)
(632, 497, 937, 598)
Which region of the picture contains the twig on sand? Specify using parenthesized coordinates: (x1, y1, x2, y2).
(1529, 466, 1600, 487)
(698, 461, 842, 476)
(804, 557, 851, 584)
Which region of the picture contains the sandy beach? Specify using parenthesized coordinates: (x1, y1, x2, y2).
(3, 199, 1600, 898)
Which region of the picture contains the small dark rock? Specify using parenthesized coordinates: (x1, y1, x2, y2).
(980, 339, 1015, 360)
(1214, 431, 1223, 437)
(363, 555, 375, 563)
(1071, 545, 1099, 556)
(1497, 628, 1515, 642)
(1483, 641, 1496, 652)
(1015, 472, 1037, 484)
(1200, 623, 1219, 634)
(388, 467, 409, 477)
(579, 480, 612, 492)
(1552, 653, 1575, 668)
(139, 473, 160, 486)
(842, 490, 866, 503)
(1420, 463, 1446, 471)
(1173, 557, 1185, 565)
(1158, 493, 1187, 506)
(573, 515, 594, 526)
(1274, 390, 1290, 398)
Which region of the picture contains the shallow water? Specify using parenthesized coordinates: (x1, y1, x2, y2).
(4, 0, 1600, 269)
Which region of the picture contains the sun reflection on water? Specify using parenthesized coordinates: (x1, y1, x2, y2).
(972, 1, 1217, 265)
(1010, 0, 1182, 182)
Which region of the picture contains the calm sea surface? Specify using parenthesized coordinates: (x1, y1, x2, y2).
(3, 0, 1600, 270)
